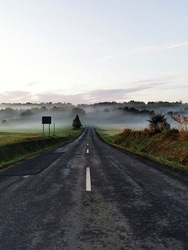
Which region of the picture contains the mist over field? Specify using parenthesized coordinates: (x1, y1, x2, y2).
(0, 101, 188, 132)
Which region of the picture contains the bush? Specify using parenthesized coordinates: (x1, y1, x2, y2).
(148, 112, 170, 132)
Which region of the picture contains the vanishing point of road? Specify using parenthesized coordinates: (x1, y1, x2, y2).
(0, 127, 187, 250)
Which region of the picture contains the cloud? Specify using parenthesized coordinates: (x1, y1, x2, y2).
(98, 54, 117, 63)
(132, 73, 188, 86)
(1, 73, 187, 104)
(127, 42, 188, 55)
(82, 89, 128, 103)
(0, 91, 34, 103)
(0, 88, 143, 105)
(0, 90, 89, 105)
(81, 84, 159, 103)
(84, 73, 188, 102)
(27, 82, 37, 87)
(98, 41, 188, 62)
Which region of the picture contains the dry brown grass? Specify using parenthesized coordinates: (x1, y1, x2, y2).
(179, 131, 188, 140)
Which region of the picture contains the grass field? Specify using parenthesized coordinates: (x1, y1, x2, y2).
(0, 127, 83, 168)
(0, 132, 41, 146)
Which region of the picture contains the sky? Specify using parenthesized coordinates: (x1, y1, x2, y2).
(0, 0, 188, 105)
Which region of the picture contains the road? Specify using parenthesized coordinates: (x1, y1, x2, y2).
(0, 127, 187, 250)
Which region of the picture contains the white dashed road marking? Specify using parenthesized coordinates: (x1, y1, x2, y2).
(86, 167, 91, 191)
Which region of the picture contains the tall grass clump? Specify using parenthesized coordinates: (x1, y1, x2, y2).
(171, 115, 188, 139)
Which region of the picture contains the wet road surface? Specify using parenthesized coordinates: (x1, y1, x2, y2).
(0, 127, 187, 249)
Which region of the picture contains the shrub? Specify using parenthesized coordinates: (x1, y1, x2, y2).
(148, 112, 170, 132)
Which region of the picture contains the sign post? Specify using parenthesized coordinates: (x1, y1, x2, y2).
(42, 116, 52, 136)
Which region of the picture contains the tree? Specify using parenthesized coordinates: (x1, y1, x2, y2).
(72, 107, 86, 116)
(148, 112, 170, 132)
(72, 114, 82, 129)
(21, 109, 33, 116)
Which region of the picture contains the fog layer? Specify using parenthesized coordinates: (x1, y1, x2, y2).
(0, 101, 187, 132)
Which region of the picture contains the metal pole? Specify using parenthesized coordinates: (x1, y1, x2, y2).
(54, 122, 55, 136)
(43, 124, 44, 136)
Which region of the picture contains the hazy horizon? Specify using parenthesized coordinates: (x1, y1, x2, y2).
(0, 101, 187, 132)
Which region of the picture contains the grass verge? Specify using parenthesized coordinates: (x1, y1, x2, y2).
(96, 127, 188, 176)
(0, 127, 83, 169)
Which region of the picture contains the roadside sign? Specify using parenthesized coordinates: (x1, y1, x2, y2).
(42, 116, 52, 136)
(42, 116, 51, 124)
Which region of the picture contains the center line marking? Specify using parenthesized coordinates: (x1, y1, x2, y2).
(87, 149, 89, 153)
(86, 167, 91, 191)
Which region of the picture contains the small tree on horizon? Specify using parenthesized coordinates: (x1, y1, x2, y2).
(72, 114, 82, 129)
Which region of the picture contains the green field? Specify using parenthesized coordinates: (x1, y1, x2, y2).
(0, 127, 83, 168)
(0, 127, 80, 145)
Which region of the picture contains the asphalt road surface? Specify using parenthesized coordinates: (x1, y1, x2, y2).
(0, 127, 187, 250)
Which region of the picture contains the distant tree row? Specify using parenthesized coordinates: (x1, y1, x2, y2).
(0, 106, 86, 119)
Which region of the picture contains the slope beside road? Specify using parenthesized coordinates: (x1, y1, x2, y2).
(0, 127, 187, 249)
